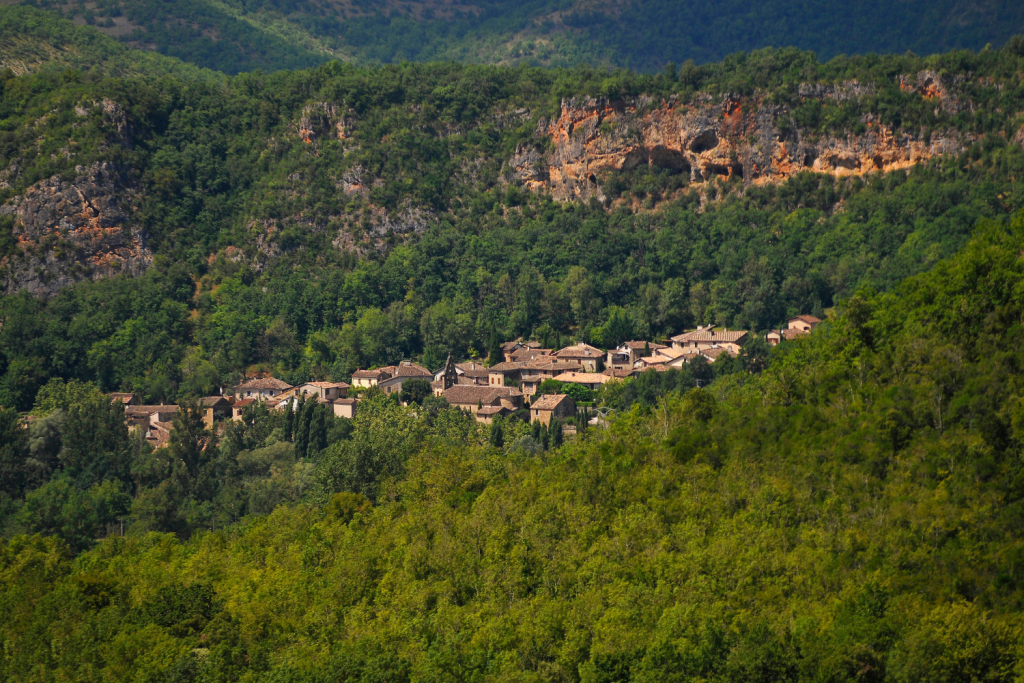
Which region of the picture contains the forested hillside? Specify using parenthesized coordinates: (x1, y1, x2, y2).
(2, 8, 1024, 411)
(15, 0, 1024, 74)
(3, 211, 1024, 682)
(3, 12, 1024, 680)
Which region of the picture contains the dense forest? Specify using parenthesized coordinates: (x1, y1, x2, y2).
(3, 209, 1024, 681)
(15, 0, 1024, 74)
(2, 8, 1024, 680)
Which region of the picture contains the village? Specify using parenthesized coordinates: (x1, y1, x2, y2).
(118, 316, 821, 447)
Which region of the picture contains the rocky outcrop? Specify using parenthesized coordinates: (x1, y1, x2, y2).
(297, 102, 353, 144)
(0, 162, 151, 296)
(510, 76, 968, 202)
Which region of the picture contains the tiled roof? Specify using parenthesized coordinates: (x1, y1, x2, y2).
(621, 341, 666, 350)
(301, 381, 350, 388)
(603, 368, 634, 378)
(333, 398, 357, 405)
(352, 369, 391, 379)
(443, 385, 522, 405)
(523, 360, 582, 371)
(126, 405, 179, 415)
(789, 315, 822, 324)
(488, 361, 524, 372)
(552, 372, 612, 384)
(510, 348, 553, 361)
(531, 394, 572, 411)
(476, 405, 510, 416)
(233, 398, 255, 408)
(109, 392, 135, 404)
(555, 343, 603, 359)
(393, 362, 432, 377)
(235, 377, 293, 390)
(701, 347, 735, 360)
(671, 329, 748, 343)
(201, 396, 233, 406)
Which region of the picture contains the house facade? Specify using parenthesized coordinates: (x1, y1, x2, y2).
(234, 377, 293, 400)
(554, 343, 604, 372)
(201, 396, 233, 427)
(378, 362, 433, 395)
(530, 394, 576, 426)
(332, 398, 357, 419)
(670, 326, 748, 354)
(351, 368, 392, 388)
(442, 385, 524, 421)
(293, 381, 349, 401)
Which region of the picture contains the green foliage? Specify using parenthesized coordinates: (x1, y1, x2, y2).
(399, 377, 432, 405)
(12, 1, 1024, 75)
(4, 215, 1024, 678)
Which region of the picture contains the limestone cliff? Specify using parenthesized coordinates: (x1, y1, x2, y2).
(0, 162, 151, 296)
(510, 73, 968, 202)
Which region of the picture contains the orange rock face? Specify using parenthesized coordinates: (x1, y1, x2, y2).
(510, 75, 967, 202)
(0, 162, 151, 296)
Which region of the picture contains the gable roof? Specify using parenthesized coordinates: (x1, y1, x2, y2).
(352, 368, 391, 379)
(620, 341, 667, 351)
(488, 361, 525, 372)
(299, 381, 350, 389)
(201, 396, 233, 407)
(476, 405, 511, 416)
(393, 362, 432, 377)
(670, 329, 748, 344)
(523, 360, 584, 372)
(443, 385, 522, 405)
(510, 348, 553, 361)
(235, 377, 292, 391)
(789, 315, 822, 324)
(554, 343, 603, 359)
(531, 394, 573, 411)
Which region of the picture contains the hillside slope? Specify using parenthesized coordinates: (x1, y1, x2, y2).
(2, 14, 1024, 409)
(20, 0, 1024, 74)
(2, 214, 1024, 681)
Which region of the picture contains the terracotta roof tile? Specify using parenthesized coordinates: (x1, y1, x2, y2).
(531, 394, 572, 411)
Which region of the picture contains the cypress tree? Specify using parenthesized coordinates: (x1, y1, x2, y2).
(549, 418, 563, 448)
(489, 419, 504, 448)
(283, 400, 295, 442)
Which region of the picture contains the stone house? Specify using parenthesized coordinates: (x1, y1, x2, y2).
(125, 405, 179, 429)
(201, 396, 233, 428)
(232, 398, 254, 421)
(519, 360, 585, 396)
(554, 343, 605, 372)
(292, 381, 349, 401)
(350, 368, 392, 388)
(109, 392, 137, 406)
(788, 315, 822, 332)
(378, 362, 433, 395)
(234, 377, 293, 400)
(332, 397, 357, 419)
(475, 405, 512, 424)
(670, 326, 748, 354)
(530, 394, 576, 426)
(442, 385, 524, 421)
(607, 341, 666, 367)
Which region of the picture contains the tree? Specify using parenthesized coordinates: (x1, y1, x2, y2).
(59, 393, 133, 490)
(400, 378, 432, 405)
(0, 406, 28, 496)
(167, 400, 213, 482)
(489, 418, 504, 448)
(548, 418, 563, 448)
(486, 329, 503, 366)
